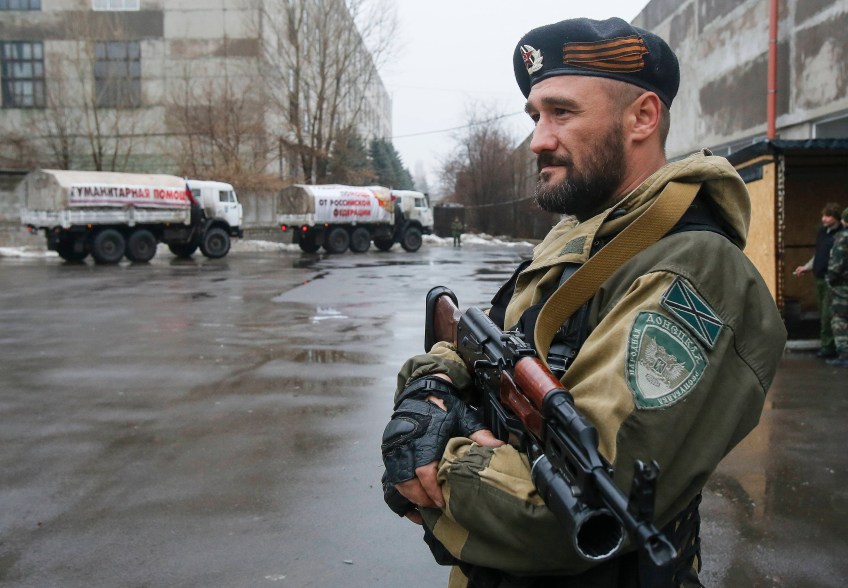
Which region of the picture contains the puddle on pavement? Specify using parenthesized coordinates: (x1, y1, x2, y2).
(299, 271, 328, 284)
(285, 348, 375, 364)
(310, 307, 348, 322)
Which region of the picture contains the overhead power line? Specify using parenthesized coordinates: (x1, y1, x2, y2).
(392, 111, 524, 140)
(457, 195, 537, 209)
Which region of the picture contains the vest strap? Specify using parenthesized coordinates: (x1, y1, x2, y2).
(534, 181, 702, 365)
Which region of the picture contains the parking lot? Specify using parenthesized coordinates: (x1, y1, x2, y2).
(0, 237, 845, 587)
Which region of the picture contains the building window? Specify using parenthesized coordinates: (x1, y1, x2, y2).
(0, 0, 41, 9)
(94, 41, 141, 108)
(92, 0, 139, 10)
(0, 41, 45, 108)
(814, 114, 848, 139)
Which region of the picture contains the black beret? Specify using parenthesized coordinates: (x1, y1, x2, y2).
(513, 17, 679, 108)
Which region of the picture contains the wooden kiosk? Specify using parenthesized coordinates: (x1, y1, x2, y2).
(727, 139, 848, 333)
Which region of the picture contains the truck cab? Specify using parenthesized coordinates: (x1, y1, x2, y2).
(187, 179, 243, 235)
(392, 190, 434, 231)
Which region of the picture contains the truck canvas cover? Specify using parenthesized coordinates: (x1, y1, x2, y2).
(19, 169, 190, 211)
(69, 183, 189, 209)
(278, 184, 394, 224)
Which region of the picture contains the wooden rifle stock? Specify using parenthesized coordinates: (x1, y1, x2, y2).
(424, 286, 677, 568)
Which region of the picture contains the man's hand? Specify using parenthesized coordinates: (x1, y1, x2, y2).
(395, 427, 503, 512)
(381, 375, 503, 521)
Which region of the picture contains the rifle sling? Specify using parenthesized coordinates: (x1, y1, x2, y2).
(534, 180, 702, 366)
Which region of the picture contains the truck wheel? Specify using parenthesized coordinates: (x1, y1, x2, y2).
(91, 229, 126, 264)
(323, 227, 349, 254)
(400, 226, 423, 252)
(200, 227, 231, 258)
(168, 242, 198, 258)
(349, 227, 371, 253)
(56, 239, 87, 262)
(126, 229, 157, 263)
(374, 237, 394, 251)
(298, 233, 320, 253)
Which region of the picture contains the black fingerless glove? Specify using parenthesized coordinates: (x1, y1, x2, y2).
(381, 376, 461, 485)
(382, 471, 416, 517)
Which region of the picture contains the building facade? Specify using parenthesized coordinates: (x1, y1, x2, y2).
(0, 0, 392, 182)
(632, 0, 848, 158)
(631, 0, 848, 322)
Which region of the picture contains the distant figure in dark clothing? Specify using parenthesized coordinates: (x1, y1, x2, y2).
(794, 202, 844, 358)
(451, 217, 464, 247)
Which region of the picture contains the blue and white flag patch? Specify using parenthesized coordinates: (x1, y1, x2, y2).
(661, 277, 723, 349)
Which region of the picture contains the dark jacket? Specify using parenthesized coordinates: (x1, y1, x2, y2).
(813, 223, 843, 278)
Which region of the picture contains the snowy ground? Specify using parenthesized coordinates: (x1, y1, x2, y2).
(0, 232, 534, 259)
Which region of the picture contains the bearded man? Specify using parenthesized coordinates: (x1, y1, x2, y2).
(381, 17, 786, 588)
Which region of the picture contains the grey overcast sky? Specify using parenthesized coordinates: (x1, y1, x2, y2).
(380, 1, 650, 194)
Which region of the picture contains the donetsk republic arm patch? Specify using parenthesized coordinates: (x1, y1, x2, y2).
(660, 277, 723, 349)
(626, 311, 708, 409)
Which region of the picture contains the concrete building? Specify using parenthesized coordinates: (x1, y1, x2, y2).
(0, 0, 392, 181)
(501, 1, 847, 326)
(628, 0, 848, 324)
(632, 0, 848, 158)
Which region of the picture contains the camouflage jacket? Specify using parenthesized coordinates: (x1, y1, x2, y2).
(827, 229, 848, 308)
(394, 151, 787, 578)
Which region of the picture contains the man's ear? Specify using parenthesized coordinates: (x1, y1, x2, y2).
(628, 92, 662, 143)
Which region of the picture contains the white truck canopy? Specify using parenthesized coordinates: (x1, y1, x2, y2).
(18, 169, 190, 212)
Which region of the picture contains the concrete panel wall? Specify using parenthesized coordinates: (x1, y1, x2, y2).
(238, 191, 278, 228)
(793, 11, 848, 112)
(633, 0, 848, 158)
(0, 0, 391, 184)
(164, 7, 255, 40)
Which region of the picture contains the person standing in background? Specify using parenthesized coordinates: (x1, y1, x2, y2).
(825, 207, 848, 367)
(794, 203, 844, 359)
(451, 217, 464, 248)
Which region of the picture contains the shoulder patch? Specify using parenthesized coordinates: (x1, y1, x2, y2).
(559, 236, 586, 256)
(661, 277, 723, 349)
(626, 311, 708, 409)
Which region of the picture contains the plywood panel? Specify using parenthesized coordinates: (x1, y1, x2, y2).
(743, 162, 777, 301)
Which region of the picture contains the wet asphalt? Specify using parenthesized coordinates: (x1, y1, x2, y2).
(0, 239, 845, 587)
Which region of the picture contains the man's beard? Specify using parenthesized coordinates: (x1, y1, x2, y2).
(534, 122, 627, 218)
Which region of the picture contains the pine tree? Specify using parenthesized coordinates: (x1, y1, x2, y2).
(369, 138, 414, 189)
(327, 127, 375, 185)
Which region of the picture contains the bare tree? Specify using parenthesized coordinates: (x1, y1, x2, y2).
(167, 65, 278, 190)
(68, 13, 148, 171)
(439, 105, 520, 235)
(0, 11, 150, 171)
(38, 67, 81, 170)
(256, 0, 397, 183)
(437, 104, 560, 239)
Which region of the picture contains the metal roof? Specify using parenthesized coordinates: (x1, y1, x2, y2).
(727, 139, 848, 165)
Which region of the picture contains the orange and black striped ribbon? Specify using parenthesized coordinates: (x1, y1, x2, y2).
(562, 34, 648, 73)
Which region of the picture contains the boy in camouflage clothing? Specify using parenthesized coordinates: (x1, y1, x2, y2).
(826, 208, 848, 367)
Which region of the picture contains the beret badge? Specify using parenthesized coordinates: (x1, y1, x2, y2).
(520, 44, 543, 74)
(513, 18, 680, 107)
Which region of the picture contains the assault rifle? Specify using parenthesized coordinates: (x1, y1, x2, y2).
(424, 286, 676, 567)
